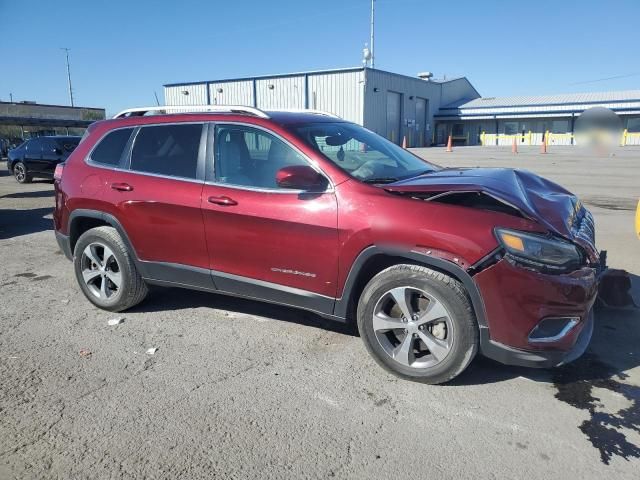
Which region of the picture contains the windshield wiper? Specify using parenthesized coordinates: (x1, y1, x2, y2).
(362, 177, 400, 184)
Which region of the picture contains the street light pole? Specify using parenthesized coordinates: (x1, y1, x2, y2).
(61, 48, 74, 107)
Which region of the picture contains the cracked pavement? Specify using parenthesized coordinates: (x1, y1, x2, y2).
(1, 147, 639, 479)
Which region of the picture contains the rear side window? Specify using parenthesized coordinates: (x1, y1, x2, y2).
(26, 139, 41, 152)
(90, 128, 134, 166)
(130, 124, 202, 179)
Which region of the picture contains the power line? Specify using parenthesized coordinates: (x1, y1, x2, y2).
(570, 73, 640, 86)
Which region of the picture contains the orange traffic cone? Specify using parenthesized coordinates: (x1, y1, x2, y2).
(540, 137, 547, 154)
(512, 137, 518, 154)
(446, 135, 453, 152)
(402, 135, 407, 149)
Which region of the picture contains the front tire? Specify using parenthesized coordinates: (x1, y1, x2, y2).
(73, 226, 148, 312)
(357, 264, 478, 384)
(13, 161, 32, 183)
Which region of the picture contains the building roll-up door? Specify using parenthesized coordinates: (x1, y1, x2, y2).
(386, 91, 402, 145)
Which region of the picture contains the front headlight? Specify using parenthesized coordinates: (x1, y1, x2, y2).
(495, 228, 582, 273)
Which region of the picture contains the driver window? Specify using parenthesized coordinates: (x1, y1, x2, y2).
(214, 125, 308, 189)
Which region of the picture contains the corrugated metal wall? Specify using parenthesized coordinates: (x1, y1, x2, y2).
(164, 84, 208, 105)
(307, 70, 364, 123)
(163, 68, 483, 147)
(363, 69, 444, 146)
(256, 76, 305, 109)
(210, 80, 254, 106)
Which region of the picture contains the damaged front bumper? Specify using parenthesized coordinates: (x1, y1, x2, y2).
(473, 256, 603, 369)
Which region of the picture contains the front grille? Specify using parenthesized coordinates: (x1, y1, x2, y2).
(573, 208, 598, 263)
(574, 208, 595, 246)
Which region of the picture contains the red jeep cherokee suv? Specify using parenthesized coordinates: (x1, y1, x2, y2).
(53, 106, 603, 384)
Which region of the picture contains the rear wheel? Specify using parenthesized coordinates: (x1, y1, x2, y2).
(13, 161, 31, 183)
(357, 264, 478, 384)
(73, 226, 148, 311)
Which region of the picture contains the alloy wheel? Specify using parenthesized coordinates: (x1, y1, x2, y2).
(372, 286, 454, 368)
(14, 163, 26, 182)
(80, 242, 122, 300)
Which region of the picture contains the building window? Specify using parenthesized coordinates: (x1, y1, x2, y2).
(452, 123, 464, 137)
(627, 118, 640, 133)
(551, 120, 569, 133)
(503, 122, 518, 135)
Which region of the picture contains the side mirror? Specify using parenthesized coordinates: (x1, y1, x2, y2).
(276, 165, 327, 191)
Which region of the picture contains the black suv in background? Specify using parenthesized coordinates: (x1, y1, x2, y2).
(7, 136, 81, 183)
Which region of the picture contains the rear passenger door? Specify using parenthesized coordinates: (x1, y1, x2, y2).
(98, 123, 211, 285)
(39, 138, 64, 175)
(23, 138, 42, 168)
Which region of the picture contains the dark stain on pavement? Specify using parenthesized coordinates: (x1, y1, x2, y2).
(553, 353, 640, 464)
(583, 196, 637, 211)
(14, 272, 37, 278)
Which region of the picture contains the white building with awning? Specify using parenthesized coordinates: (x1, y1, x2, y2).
(435, 90, 640, 146)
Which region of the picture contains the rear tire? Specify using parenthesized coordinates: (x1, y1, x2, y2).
(13, 161, 32, 183)
(357, 264, 478, 384)
(73, 226, 148, 311)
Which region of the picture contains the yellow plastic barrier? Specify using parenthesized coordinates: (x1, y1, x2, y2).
(621, 129, 640, 146)
(480, 131, 531, 146)
(636, 199, 640, 240)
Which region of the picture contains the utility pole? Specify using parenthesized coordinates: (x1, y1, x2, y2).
(61, 48, 74, 107)
(370, 0, 375, 68)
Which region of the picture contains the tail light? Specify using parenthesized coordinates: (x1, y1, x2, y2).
(54, 163, 65, 181)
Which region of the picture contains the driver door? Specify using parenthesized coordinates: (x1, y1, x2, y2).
(201, 123, 339, 312)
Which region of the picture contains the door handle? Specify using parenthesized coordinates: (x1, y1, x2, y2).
(208, 195, 237, 206)
(111, 182, 134, 192)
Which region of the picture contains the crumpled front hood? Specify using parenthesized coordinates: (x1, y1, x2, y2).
(384, 168, 584, 239)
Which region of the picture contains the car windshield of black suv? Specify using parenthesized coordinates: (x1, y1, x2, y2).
(292, 122, 439, 183)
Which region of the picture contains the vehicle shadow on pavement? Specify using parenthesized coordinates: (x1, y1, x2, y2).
(0, 207, 53, 239)
(452, 303, 640, 387)
(130, 287, 359, 336)
(453, 274, 640, 387)
(1, 189, 54, 199)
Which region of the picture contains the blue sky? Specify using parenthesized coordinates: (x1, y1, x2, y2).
(1, 0, 638, 115)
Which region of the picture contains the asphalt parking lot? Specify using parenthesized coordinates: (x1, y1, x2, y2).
(1, 146, 639, 479)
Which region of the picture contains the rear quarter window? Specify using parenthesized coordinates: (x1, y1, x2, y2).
(89, 128, 134, 166)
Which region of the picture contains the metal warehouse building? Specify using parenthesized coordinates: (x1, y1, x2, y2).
(164, 67, 480, 147)
(165, 68, 640, 147)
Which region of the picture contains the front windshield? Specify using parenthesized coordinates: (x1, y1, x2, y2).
(290, 122, 439, 183)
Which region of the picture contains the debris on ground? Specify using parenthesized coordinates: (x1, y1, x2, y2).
(79, 349, 92, 358)
(145, 347, 158, 355)
(107, 317, 125, 326)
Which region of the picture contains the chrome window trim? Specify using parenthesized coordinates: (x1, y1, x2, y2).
(85, 125, 136, 169)
(85, 122, 207, 184)
(205, 121, 335, 194)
